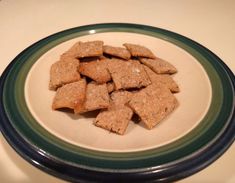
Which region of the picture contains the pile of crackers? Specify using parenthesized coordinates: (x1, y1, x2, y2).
(49, 41, 179, 135)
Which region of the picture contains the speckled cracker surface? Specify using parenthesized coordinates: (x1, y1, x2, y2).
(52, 79, 86, 110)
(108, 59, 151, 90)
(110, 91, 133, 106)
(49, 58, 80, 90)
(94, 106, 133, 135)
(107, 82, 115, 93)
(123, 43, 156, 58)
(140, 57, 177, 74)
(128, 84, 178, 129)
(61, 40, 103, 59)
(103, 45, 131, 60)
(144, 65, 179, 93)
(77, 82, 110, 113)
(78, 59, 111, 84)
(94, 90, 133, 135)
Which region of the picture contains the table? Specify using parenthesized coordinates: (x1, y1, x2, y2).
(0, 1, 234, 182)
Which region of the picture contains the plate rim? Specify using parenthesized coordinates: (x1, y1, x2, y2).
(0, 23, 235, 182)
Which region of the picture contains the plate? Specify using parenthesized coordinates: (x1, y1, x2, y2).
(0, 23, 235, 182)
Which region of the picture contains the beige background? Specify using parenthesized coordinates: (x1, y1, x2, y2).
(0, 0, 234, 182)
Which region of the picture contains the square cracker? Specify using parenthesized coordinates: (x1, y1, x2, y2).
(144, 65, 180, 93)
(78, 59, 111, 84)
(139, 57, 177, 74)
(123, 43, 156, 59)
(108, 59, 151, 90)
(94, 106, 133, 135)
(52, 79, 86, 110)
(94, 90, 133, 135)
(61, 40, 103, 59)
(49, 58, 80, 90)
(103, 45, 131, 60)
(75, 82, 110, 113)
(128, 83, 178, 129)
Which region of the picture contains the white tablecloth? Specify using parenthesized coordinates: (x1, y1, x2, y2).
(0, 1, 234, 182)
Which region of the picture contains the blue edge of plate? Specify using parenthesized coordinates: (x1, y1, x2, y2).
(0, 23, 235, 183)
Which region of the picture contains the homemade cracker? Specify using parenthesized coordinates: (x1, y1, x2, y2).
(128, 84, 178, 129)
(61, 40, 103, 59)
(140, 57, 177, 74)
(108, 59, 151, 90)
(123, 43, 156, 58)
(49, 58, 80, 90)
(52, 79, 86, 110)
(144, 65, 179, 93)
(94, 90, 134, 135)
(76, 82, 110, 113)
(103, 45, 131, 60)
(78, 59, 111, 83)
(94, 106, 133, 135)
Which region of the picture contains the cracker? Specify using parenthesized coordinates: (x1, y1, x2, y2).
(108, 59, 151, 90)
(144, 65, 180, 93)
(52, 79, 86, 110)
(128, 84, 178, 129)
(103, 45, 131, 60)
(140, 57, 177, 74)
(94, 106, 133, 135)
(123, 43, 156, 58)
(76, 82, 110, 113)
(61, 40, 103, 59)
(78, 59, 111, 84)
(49, 58, 80, 90)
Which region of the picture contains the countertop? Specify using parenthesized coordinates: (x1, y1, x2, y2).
(0, 1, 234, 182)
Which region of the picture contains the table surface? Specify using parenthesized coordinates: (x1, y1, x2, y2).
(0, 1, 235, 182)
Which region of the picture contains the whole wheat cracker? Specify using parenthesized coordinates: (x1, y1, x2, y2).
(139, 57, 177, 74)
(128, 83, 178, 129)
(123, 43, 156, 59)
(103, 45, 131, 60)
(107, 59, 151, 90)
(94, 106, 133, 135)
(78, 59, 111, 84)
(52, 79, 86, 110)
(75, 82, 110, 113)
(94, 90, 133, 135)
(49, 58, 80, 90)
(143, 65, 180, 93)
(61, 40, 104, 59)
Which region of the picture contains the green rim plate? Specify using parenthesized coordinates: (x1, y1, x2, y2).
(0, 23, 235, 182)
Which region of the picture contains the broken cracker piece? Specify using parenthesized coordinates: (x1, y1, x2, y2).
(49, 58, 80, 90)
(78, 59, 111, 84)
(61, 40, 103, 59)
(128, 84, 178, 129)
(123, 43, 156, 58)
(140, 57, 177, 74)
(52, 79, 86, 110)
(103, 45, 131, 60)
(108, 59, 151, 90)
(76, 82, 110, 113)
(144, 65, 180, 93)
